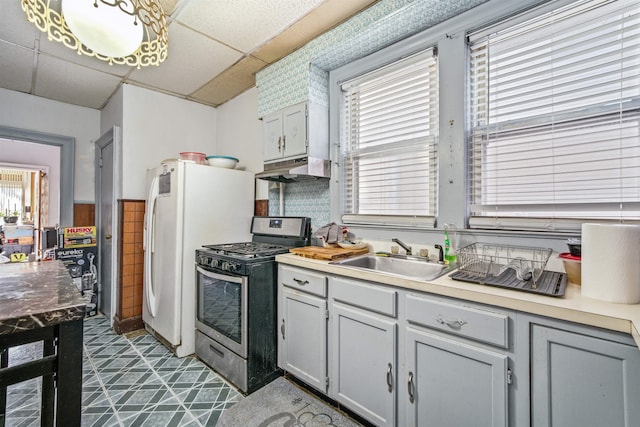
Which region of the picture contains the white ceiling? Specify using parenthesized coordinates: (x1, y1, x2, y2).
(0, 0, 378, 110)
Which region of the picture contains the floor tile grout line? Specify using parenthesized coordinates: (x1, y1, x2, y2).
(84, 328, 125, 427)
(123, 334, 204, 427)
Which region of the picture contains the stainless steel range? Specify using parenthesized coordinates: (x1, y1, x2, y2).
(195, 216, 311, 394)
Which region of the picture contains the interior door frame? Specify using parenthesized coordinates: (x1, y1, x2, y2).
(95, 126, 122, 325)
(0, 125, 74, 226)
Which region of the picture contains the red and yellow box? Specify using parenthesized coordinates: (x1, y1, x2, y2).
(63, 226, 97, 248)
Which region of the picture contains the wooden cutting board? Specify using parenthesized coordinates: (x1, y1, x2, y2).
(289, 245, 369, 260)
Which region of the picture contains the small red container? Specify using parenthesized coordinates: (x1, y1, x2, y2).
(179, 152, 207, 165)
(559, 252, 581, 285)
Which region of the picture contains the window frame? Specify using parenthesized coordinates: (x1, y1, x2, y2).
(467, 0, 640, 232)
(339, 48, 440, 228)
(328, 0, 601, 252)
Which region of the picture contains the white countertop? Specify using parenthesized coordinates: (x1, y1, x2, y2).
(276, 253, 640, 349)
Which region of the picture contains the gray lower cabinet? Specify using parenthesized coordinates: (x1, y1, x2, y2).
(405, 327, 508, 427)
(530, 324, 640, 427)
(329, 277, 398, 427)
(277, 263, 640, 427)
(278, 265, 328, 393)
(331, 304, 397, 426)
(404, 293, 511, 427)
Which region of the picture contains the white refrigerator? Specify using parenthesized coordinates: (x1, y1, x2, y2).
(143, 159, 254, 357)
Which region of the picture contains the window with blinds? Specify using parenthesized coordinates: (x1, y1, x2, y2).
(0, 169, 26, 216)
(468, 0, 640, 232)
(340, 49, 439, 227)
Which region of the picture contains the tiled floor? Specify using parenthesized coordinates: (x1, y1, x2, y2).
(4, 316, 242, 426)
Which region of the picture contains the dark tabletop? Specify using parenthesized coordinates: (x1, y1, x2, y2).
(0, 261, 86, 335)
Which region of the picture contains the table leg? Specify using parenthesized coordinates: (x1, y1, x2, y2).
(1, 348, 7, 426)
(41, 338, 55, 427)
(54, 320, 83, 427)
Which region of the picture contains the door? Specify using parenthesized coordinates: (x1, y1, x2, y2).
(143, 164, 182, 345)
(405, 327, 508, 427)
(263, 112, 283, 161)
(95, 127, 118, 322)
(280, 287, 327, 392)
(282, 103, 307, 158)
(331, 303, 397, 427)
(531, 325, 640, 427)
(196, 266, 248, 357)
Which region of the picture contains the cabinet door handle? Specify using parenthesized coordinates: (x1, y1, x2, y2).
(435, 315, 467, 329)
(282, 135, 286, 151)
(281, 318, 285, 340)
(408, 371, 415, 403)
(277, 136, 282, 152)
(386, 363, 393, 393)
(293, 278, 309, 286)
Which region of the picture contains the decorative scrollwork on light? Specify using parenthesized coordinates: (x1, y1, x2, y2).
(21, 0, 168, 68)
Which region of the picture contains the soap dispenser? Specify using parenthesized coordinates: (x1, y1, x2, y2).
(444, 223, 457, 265)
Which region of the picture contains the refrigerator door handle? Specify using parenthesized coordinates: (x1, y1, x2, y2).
(144, 176, 159, 317)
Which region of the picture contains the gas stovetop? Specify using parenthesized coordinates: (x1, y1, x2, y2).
(202, 241, 293, 259)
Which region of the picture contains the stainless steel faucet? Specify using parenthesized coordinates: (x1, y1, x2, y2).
(392, 238, 412, 256)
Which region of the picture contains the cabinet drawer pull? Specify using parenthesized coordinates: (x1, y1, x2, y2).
(293, 278, 309, 286)
(408, 371, 415, 403)
(386, 363, 393, 393)
(435, 315, 467, 329)
(281, 319, 285, 340)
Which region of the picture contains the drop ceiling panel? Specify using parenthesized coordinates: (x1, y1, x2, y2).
(0, 43, 34, 93)
(0, 0, 37, 47)
(191, 56, 267, 106)
(252, 0, 378, 64)
(0, 0, 381, 108)
(176, 0, 326, 53)
(37, 34, 133, 78)
(128, 22, 243, 96)
(35, 55, 122, 109)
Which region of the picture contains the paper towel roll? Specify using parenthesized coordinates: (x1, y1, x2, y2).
(581, 223, 640, 304)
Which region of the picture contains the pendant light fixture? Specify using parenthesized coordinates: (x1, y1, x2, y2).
(21, 0, 168, 68)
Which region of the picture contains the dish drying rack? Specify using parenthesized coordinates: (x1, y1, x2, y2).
(450, 243, 567, 297)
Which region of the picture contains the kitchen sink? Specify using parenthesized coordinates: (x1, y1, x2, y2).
(330, 254, 455, 281)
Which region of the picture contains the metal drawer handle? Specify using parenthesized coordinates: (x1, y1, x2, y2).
(386, 363, 393, 393)
(293, 278, 309, 286)
(435, 315, 467, 329)
(281, 319, 285, 340)
(408, 371, 415, 403)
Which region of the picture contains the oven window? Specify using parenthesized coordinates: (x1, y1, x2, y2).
(197, 271, 242, 344)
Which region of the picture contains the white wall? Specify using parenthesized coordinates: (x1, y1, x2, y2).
(106, 84, 219, 199)
(216, 88, 268, 200)
(0, 88, 100, 202)
(0, 138, 60, 226)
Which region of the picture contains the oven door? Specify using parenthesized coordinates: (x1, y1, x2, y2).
(195, 266, 248, 358)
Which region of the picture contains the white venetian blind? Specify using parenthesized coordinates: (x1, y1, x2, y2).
(0, 169, 25, 216)
(340, 49, 439, 227)
(468, 0, 640, 232)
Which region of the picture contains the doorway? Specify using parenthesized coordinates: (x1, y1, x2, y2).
(95, 126, 121, 325)
(0, 165, 49, 257)
(0, 126, 74, 227)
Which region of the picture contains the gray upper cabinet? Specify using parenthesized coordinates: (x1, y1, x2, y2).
(531, 324, 640, 427)
(262, 102, 328, 163)
(278, 265, 328, 392)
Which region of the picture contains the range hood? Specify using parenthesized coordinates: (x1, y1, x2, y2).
(255, 157, 331, 182)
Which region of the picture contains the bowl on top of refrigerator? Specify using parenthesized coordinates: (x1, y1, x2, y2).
(179, 152, 207, 164)
(206, 155, 239, 169)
